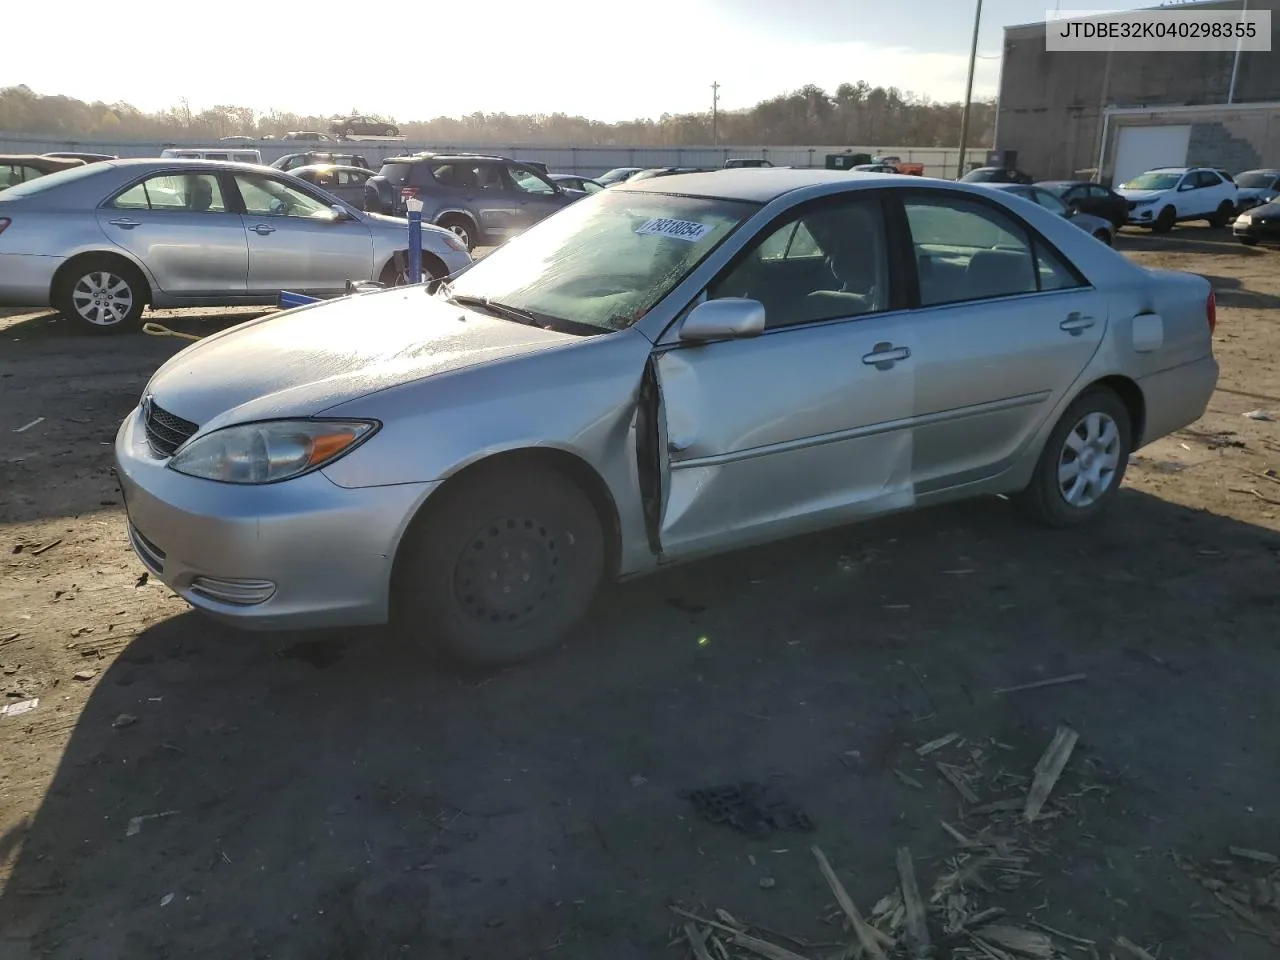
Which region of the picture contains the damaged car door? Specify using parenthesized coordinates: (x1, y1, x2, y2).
(647, 196, 919, 561)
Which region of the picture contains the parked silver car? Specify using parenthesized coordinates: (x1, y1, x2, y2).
(286, 164, 374, 208)
(982, 182, 1116, 244)
(115, 170, 1219, 666)
(0, 159, 471, 333)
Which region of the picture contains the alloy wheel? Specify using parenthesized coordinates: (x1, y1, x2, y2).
(1057, 411, 1121, 508)
(71, 271, 133, 327)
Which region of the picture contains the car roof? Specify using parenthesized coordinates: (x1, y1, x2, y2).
(1238, 167, 1280, 175)
(1145, 167, 1193, 173)
(620, 168, 948, 203)
(98, 157, 275, 173)
(385, 153, 511, 164)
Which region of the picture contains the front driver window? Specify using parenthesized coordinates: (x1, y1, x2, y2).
(111, 173, 227, 213)
(235, 174, 333, 219)
(709, 199, 889, 329)
(510, 167, 556, 195)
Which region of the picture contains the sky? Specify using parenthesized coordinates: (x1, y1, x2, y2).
(6, 0, 1157, 122)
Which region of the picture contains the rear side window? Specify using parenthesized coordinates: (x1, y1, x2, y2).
(377, 162, 412, 186)
(904, 195, 1083, 307)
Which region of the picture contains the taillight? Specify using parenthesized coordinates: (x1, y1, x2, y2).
(1206, 289, 1217, 335)
(0, 218, 10, 236)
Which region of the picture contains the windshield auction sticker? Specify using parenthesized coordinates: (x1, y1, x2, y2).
(636, 218, 714, 243)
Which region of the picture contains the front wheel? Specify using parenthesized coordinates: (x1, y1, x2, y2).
(383, 127, 397, 137)
(1151, 206, 1176, 233)
(1209, 200, 1235, 229)
(54, 257, 147, 334)
(395, 463, 605, 666)
(379, 253, 445, 288)
(1093, 229, 1113, 246)
(1238, 235, 1259, 246)
(1019, 387, 1132, 528)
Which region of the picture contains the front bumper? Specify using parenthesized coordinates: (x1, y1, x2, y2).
(1125, 205, 1157, 225)
(114, 406, 438, 630)
(1233, 215, 1280, 242)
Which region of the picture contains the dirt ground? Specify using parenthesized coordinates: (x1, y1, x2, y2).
(1, 228, 1279, 960)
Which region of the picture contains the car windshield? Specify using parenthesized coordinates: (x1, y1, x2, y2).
(0, 161, 108, 199)
(441, 190, 757, 334)
(600, 168, 637, 181)
(1236, 172, 1277, 189)
(1122, 172, 1181, 191)
(961, 168, 1000, 182)
(1037, 182, 1071, 197)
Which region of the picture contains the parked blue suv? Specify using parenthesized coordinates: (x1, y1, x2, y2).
(363, 154, 581, 251)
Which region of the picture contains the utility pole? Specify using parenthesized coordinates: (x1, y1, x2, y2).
(956, 0, 984, 178)
(1228, 0, 1247, 104)
(711, 81, 720, 146)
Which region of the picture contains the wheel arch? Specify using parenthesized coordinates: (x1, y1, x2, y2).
(377, 249, 448, 284)
(389, 446, 624, 598)
(433, 208, 480, 236)
(50, 250, 155, 305)
(1081, 373, 1146, 446)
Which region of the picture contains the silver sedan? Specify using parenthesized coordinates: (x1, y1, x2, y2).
(0, 158, 471, 333)
(115, 170, 1219, 665)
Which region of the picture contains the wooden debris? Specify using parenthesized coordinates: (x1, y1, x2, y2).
(1024, 917, 1094, 945)
(978, 925, 1054, 958)
(31, 538, 62, 556)
(967, 932, 1016, 959)
(992, 673, 1087, 696)
(970, 799, 1024, 816)
(937, 762, 980, 803)
(894, 769, 925, 790)
(917, 732, 960, 756)
(715, 909, 747, 931)
(939, 820, 975, 846)
(1113, 935, 1158, 960)
(729, 931, 815, 960)
(1023, 726, 1078, 822)
(1229, 846, 1279, 865)
(684, 922, 716, 960)
(895, 847, 931, 959)
(810, 845, 890, 959)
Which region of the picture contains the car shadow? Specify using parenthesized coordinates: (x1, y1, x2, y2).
(1, 308, 274, 342)
(1199, 273, 1280, 311)
(1114, 226, 1263, 257)
(2, 491, 1279, 959)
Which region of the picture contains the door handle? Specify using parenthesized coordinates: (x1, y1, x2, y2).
(107, 217, 141, 229)
(862, 343, 911, 367)
(251, 223, 276, 235)
(1060, 312, 1095, 334)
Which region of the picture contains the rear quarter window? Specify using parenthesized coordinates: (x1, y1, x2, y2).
(377, 162, 412, 186)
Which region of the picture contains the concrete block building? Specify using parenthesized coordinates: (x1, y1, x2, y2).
(995, 0, 1280, 184)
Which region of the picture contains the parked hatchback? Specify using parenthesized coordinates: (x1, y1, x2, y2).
(363, 155, 581, 250)
(271, 152, 371, 172)
(0, 159, 470, 333)
(1232, 168, 1280, 212)
(1116, 167, 1237, 232)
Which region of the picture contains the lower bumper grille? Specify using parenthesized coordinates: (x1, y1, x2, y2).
(144, 401, 198, 458)
(127, 522, 166, 575)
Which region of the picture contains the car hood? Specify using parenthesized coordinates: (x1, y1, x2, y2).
(144, 289, 579, 431)
(1238, 186, 1277, 200)
(364, 210, 454, 240)
(1116, 189, 1165, 202)
(1244, 200, 1280, 217)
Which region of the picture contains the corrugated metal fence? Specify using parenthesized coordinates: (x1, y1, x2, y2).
(2, 133, 988, 179)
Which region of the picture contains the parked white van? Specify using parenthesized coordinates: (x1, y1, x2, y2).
(159, 147, 263, 164)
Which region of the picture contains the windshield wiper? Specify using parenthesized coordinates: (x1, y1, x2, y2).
(446, 294, 604, 337)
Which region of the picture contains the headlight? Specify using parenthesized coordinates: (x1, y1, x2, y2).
(1132, 199, 1154, 207)
(167, 419, 377, 484)
(440, 231, 468, 253)
(1236, 214, 1252, 225)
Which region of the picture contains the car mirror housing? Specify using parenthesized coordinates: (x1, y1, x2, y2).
(330, 204, 353, 220)
(679, 298, 766, 342)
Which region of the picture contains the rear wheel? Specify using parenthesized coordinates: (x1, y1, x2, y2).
(1209, 200, 1235, 229)
(436, 214, 476, 252)
(1019, 387, 1131, 528)
(1151, 206, 1176, 233)
(383, 127, 397, 137)
(394, 463, 605, 666)
(54, 256, 147, 335)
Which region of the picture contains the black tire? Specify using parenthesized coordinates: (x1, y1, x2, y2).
(1093, 229, 1112, 246)
(383, 127, 397, 137)
(1238, 236, 1259, 247)
(53, 255, 147, 335)
(436, 214, 476, 252)
(343, 126, 355, 138)
(394, 462, 605, 666)
(1152, 206, 1176, 233)
(1209, 201, 1234, 229)
(378, 253, 446, 288)
(1019, 387, 1132, 529)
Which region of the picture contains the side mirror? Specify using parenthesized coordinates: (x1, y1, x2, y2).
(679, 298, 766, 342)
(330, 204, 352, 220)
(1178, 182, 1194, 191)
